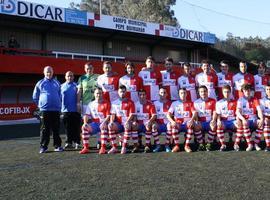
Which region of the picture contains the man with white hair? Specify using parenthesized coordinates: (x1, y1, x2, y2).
(33, 66, 63, 153)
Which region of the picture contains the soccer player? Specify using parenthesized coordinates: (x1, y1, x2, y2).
(33, 66, 63, 153)
(138, 56, 161, 101)
(167, 88, 197, 153)
(235, 84, 264, 151)
(254, 62, 270, 99)
(119, 61, 143, 103)
(233, 61, 255, 99)
(61, 71, 81, 150)
(108, 85, 136, 154)
(216, 60, 234, 100)
(195, 60, 218, 99)
(80, 87, 111, 154)
(216, 85, 237, 151)
(77, 62, 99, 115)
(97, 61, 119, 102)
(134, 89, 158, 153)
(178, 62, 197, 101)
(193, 85, 217, 151)
(153, 87, 172, 152)
(255, 83, 270, 151)
(160, 57, 180, 101)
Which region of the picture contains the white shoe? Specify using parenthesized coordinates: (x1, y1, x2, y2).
(108, 147, 118, 154)
(219, 145, 227, 151)
(246, 144, 253, 152)
(254, 144, 261, 151)
(121, 147, 127, 154)
(234, 144, 240, 151)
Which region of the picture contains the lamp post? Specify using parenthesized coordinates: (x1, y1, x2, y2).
(99, 0, 102, 16)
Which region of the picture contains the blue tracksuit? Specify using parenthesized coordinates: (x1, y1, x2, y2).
(61, 82, 77, 112)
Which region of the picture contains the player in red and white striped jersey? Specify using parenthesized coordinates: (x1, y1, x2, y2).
(167, 88, 197, 153)
(134, 89, 158, 153)
(119, 61, 143, 103)
(233, 61, 255, 100)
(178, 62, 197, 102)
(254, 62, 270, 99)
(97, 61, 119, 102)
(235, 84, 263, 151)
(256, 83, 270, 151)
(216, 85, 238, 151)
(193, 85, 217, 151)
(138, 56, 162, 101)
(160, 57, 180, 101)
(195, 60, 218, 99)
(153, 87, 172, 152)
(216, 60, 234, 100)
(108, 85, 136, 154)
(80, 87, 110, 154)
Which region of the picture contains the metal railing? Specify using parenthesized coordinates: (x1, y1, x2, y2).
(52, 51, 125, 62)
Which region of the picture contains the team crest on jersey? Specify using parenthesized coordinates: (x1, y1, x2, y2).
(219, 77, 222, 80)
(243, 105, 246, 108)
(222, 107, 226, 110)
(136, 107, 140, 113)
(164, 74, 167, 79)
(183, 81, 186, 85)
(157, 107, 161, 112)
(144, 74, 147, 79)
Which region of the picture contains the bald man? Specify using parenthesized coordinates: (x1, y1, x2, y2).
(61, 71, 81, 150)
(33, 66, 63, 153)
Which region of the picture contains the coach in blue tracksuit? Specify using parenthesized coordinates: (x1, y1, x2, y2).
(61, 71, 81, 149)
(33, 66, 63, 153)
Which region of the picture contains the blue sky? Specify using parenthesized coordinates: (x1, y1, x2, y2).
(28, 0, 270, 39)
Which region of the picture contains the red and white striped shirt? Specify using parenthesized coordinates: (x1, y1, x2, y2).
(153, 100, 172, 124)
(194, 98, 216, 122)
(97, 74, 119, 102)
(195, 72, 218, 99)
(237, 97, 259, 120)
(233, 73, 254, 99)
(168, 100, 195, 124)
(85, 100, 110, 123)
(216, 72, 234, 100)
(138, 70, 161, 101)
(178, 75, 197, 101)
(119, 75, 143, 103)
(110, 98, 135, 125)
(135, 101, 156, 124)
(216, 99, 237, 121)
(254, 74, 270, 99)
(160, 70, 179, 100)
(260, 97, 270, 117)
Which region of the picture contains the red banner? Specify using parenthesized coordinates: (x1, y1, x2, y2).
(0, 103, 37, 120)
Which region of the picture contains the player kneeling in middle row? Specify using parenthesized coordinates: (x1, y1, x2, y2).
(108, 85, 137, 154)
(167, 88, 197, 152)
(216, 85, 237, 151)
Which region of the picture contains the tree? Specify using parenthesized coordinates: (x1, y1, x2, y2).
(70, 0, 179, 26)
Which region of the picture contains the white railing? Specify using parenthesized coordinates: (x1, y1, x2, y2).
(52, 51, 125, 62)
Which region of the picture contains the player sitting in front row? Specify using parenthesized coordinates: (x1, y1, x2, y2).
(80, 87, 110, 154)
(167, 88, 197, 153)
(216, 85, 237, 151)
(235, 83, 264, 151)
(193, 85, 217, 151)
(153, 87, 172, 152)
(134, 89, 158, 153)
(256, 83, 270, 151)
(108, 85, 136, 154)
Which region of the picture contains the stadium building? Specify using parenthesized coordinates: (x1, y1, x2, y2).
(0, 0, 243, 130)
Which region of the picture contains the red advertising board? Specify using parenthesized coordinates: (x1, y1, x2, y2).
(0, 103, 37, 120)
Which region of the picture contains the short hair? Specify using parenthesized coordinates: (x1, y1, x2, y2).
(239, 60, 247, 65)
(201, 59, 209, 65)
(266, 83, 270, 87)
(94, 87, 102, 92)
(241, 83, 252, 91)
(103, 61, 112, 66)
(85, 62, 93, 67)
(222, 85, 231, 92)
(183, 62, 191, 67)
(220, 60, 229, 66)
(258, 62, 266, 68)
(138, 89, 146, 94)
(146, 56, 155, 62)
(198, 85, 208, 91)
(164, 57, 173, 63)
(125, 61, 134, 68)
(179, 87, 187, 92)
(119, 85, 127, 91)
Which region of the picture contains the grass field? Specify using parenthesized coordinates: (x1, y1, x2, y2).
(0, 135, 270, 200)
